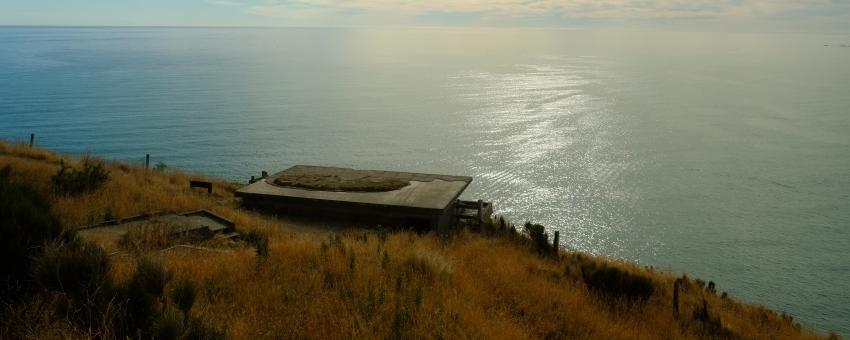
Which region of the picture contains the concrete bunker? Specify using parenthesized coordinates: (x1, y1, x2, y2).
(235, 165, 478, 232)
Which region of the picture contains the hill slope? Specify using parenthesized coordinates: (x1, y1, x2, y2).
(0, 141, 833, 339)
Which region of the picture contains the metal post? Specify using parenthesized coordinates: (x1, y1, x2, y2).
(29, 133, 34, 147)
(145, 154, 150, 169)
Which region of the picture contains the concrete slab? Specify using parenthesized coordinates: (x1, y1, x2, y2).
(75, 210, 235, 246)
(236, 166, 472, 212)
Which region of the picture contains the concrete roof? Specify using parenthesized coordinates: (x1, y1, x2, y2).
(236, 166, 472, 211)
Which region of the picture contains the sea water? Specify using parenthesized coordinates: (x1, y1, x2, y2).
(1, 27, 848, 334)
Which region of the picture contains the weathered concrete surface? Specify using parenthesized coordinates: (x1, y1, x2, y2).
(238, 166, 472, 211)
(75, 210, 235, 246)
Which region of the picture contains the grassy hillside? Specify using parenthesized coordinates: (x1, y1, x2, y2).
(0, 140, 837, 339)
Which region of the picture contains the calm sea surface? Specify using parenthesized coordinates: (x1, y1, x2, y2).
(1, 27, 848, 333)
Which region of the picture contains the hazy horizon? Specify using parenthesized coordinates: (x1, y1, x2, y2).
(3, 24, 850, 34)
(2, 0, 850, 32)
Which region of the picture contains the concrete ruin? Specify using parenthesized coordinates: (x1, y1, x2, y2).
(74, 210, 236, 246)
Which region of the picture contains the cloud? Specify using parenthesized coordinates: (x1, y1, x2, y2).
(211, 0, 850, 27)
(206, 0, 245, 6)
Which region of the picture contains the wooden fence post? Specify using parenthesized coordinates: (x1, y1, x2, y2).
(553, 231, 560, 256)
(673, 279, 682, 319)
(29, 133, 34, 147)
(145, 154, 150, 169)
(476, 199, 483, 231)
(455, 199, 461, 229)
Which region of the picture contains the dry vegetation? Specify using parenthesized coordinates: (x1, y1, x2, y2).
(272, 166, 411, 192)
(271, 165, 469, 192)
(0, 140, 838, 339)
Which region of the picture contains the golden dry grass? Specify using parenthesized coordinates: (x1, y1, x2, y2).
(0, 140, 834, 339)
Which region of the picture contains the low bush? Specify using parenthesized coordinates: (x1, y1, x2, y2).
(692, 299, 734, 338)
(51, 157, 109, 195)
(121, 257, 171, 335)
(152, 306, 186, 340)
(523, 222, 553, 256)
(130, 257, 171, 299)
(0, 166, 62, 301)
(32, 239, 112, 302)
(31, 238, 117, 332)
(170, 279, 197, 321)
(185, 317, 227, 340)
(580, 263, 655, 302)
(154, 161, 168, 172)
(119, 258, 222, 338)
(244, 230, 269, 258)
(24, 237, 223, 339)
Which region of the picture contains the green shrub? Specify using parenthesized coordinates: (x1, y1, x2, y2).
(170, 279, 197, 320)
(244, 230, 269, 258)
(51, 157, 110, 195)
(131, 257, 171, 298)
(151, 307, 227, 340)
(523, 222, 553, 256)
(121, 257, 171, 335)
(0, 166, 62, 301)
(152, 306, 185, 340)
(580, 263, 655, 302)
(32, 239, 112, 302)
(24, 235, 216, 339)
(31, 238, 118, 331)
(154, 161, 168, 172)
(185, 318, 227, 340)
(692, 299, 733, 337)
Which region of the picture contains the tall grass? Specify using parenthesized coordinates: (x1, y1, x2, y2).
(120, 221, 198, 253)
(0, 140, 833, 339)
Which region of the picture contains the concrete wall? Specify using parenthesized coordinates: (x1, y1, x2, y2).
(241, 195, 449, 232)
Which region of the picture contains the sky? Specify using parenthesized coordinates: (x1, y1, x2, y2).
(1, 0, 849, 32)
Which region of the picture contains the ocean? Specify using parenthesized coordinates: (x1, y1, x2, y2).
(1, 27, 848, 334)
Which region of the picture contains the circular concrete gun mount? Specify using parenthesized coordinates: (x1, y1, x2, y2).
(272, 165, 469, 193)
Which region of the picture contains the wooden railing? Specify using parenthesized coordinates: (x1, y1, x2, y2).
(455, 199, 488, 230)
